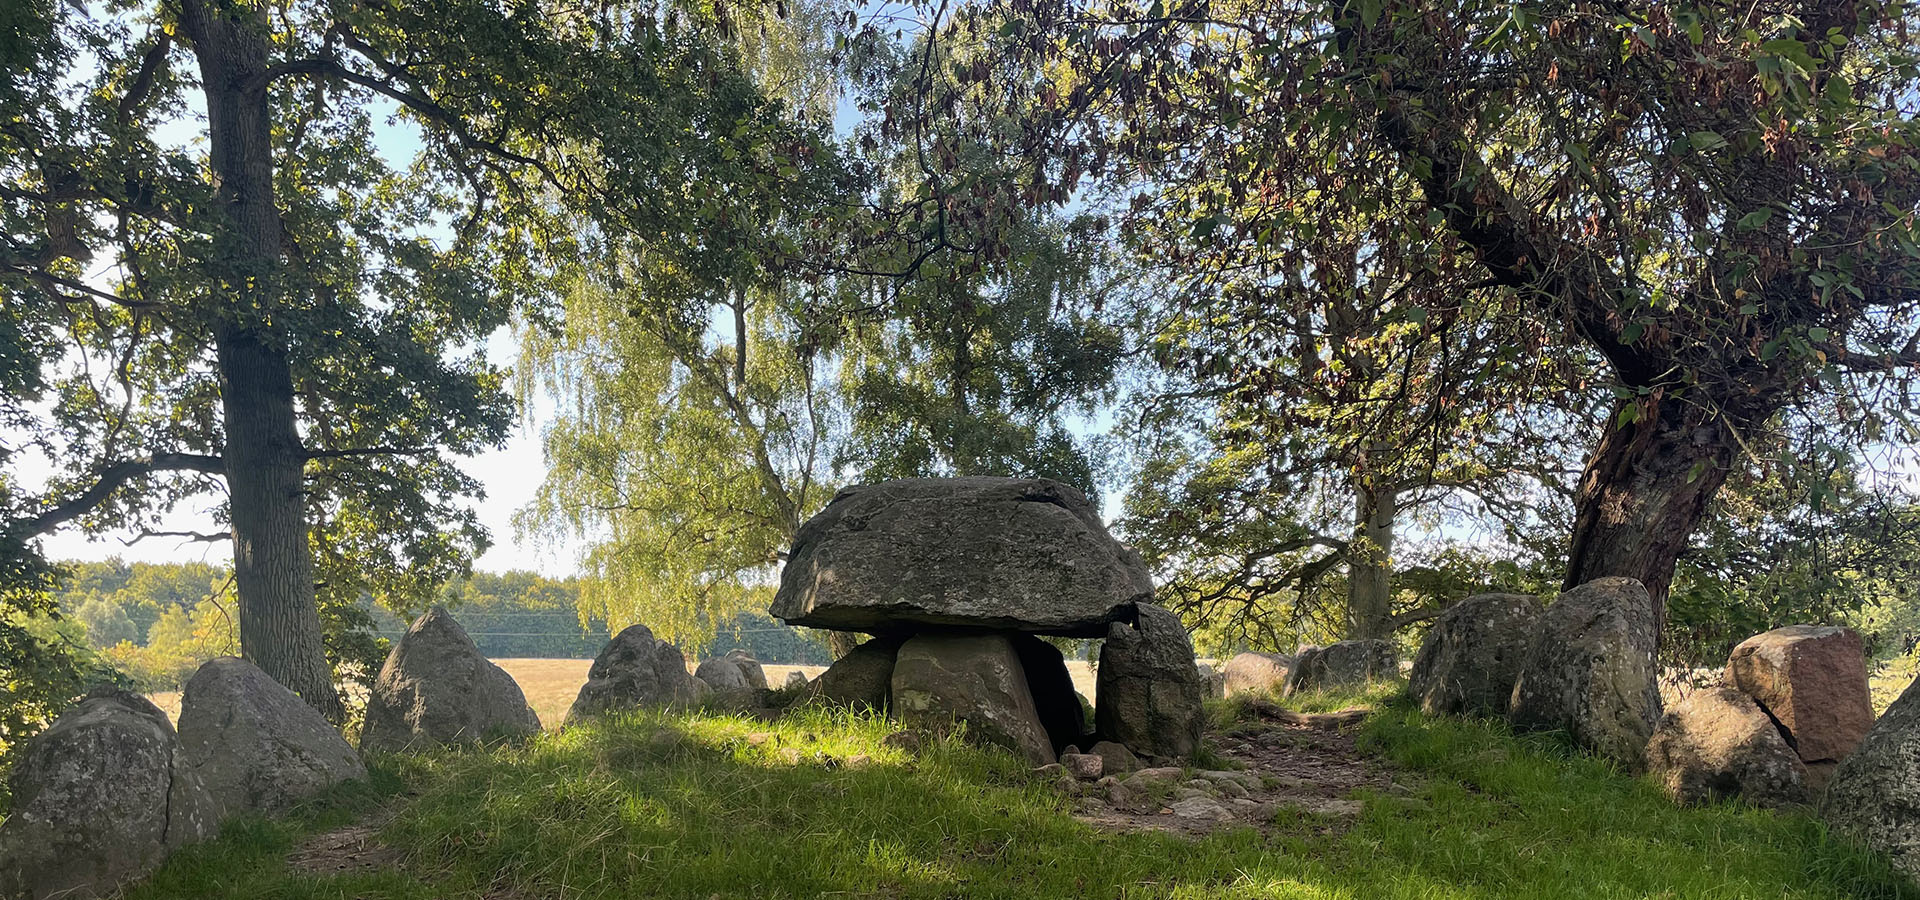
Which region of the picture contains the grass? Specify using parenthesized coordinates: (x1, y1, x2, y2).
(124, 685, 1915, 900)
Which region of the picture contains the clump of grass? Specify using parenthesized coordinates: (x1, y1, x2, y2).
(126, 695, 1917, 900)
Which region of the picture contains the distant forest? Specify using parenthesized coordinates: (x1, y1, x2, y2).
(48, 560, 830, 690)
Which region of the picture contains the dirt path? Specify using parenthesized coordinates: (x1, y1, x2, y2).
(1070, 705, 1410, 836)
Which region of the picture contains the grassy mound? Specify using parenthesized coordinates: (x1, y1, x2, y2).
(128, 689, 1914, 899)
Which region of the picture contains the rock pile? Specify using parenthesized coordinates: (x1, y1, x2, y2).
(1642, 624, 1873, 809)
(777, 477, 1203, 767)
(361, 606, 541, 752)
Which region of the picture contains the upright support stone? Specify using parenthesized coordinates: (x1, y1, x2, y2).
(361, 607, 541, 752)
(1823, 674, 1920, 883)
(1409, 593, 1540, 718)
(891, 633, 1055, 766)
(1095, 603, 1205, 762)
(567, 624, 705, 722)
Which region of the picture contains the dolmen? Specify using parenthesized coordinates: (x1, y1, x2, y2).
(773, 476, 1206, 767)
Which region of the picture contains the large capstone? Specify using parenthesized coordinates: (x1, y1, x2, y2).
(1823, 674, 1920, 882)
(1508, 577, 1661, 769)
(1645, 687, 1808, 809)
(891, 632, 1056, 765)
(1095, 603, 1204, 762)
(810, 635, 904, 711)
(177, 657, 365, 818)
(0, 688, 217, 900)
(1409, 593, 1541, 718)
(1221, 652, 1291, 698)
(567, 624, 705, 722)
(1727, 625, 1874, 779)
(360, 607, 541, 752)
(770, 477, 1152, 636)
(1284, 639, 1396, 696)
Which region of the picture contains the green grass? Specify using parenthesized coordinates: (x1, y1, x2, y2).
(127, 690, 1916, 900)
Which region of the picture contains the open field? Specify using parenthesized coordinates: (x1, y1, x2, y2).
(148, 659, 1101, 728)
(125, 685, 1915, 900)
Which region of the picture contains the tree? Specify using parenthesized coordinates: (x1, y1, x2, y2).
(939, 0, 1920, 625)
(5, 0, 829, 716)
(519, 11, 1131, 648)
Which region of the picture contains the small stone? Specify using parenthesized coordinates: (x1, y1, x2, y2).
(1176, 787, 1212, 801)
(1216, 779, 1251, 800)
(1061, 753, 1104, 780)
(1034, 763, 1066, 776)
(1088, 740, 1142, 775)
(882, 730, 923, 753)
(846, 754, 873, 769)
(1129, 766, 1185, 783)
(745, 731, 774, 746)
(1184, 778, 1214, 790)
(777, 747, 803, 765)
(1169, 797, 1235, 821)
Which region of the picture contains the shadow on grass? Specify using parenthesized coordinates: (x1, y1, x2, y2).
(126, 700, 1916, 900)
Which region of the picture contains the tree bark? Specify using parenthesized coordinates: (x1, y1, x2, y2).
(182, 0, 342, 720)
(1562, 392, 1753, 627)
(1346, 469, 1396, 640)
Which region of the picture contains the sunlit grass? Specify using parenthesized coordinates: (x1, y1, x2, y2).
(127, 688, 1916, 900)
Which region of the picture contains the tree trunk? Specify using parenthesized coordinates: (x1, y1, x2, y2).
(1562, 391, 1753, 629)
(1346, 470, 1396, 640)
(183, 0, 342, 720)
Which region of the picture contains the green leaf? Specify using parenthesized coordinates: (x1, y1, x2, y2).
(1737, 208, 1774, 230)
(1621, 321, 1645, 344)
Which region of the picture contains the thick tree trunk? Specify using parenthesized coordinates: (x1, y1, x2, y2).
(183, 0, 342, 720)
(1563, 392, 1751, 629)
(1346, 471, 1396, 640)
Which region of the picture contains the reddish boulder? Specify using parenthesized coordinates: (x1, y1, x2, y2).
(1727, 625, 1873, 768)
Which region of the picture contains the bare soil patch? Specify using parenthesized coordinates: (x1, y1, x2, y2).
(285, 809, 404, 876)
(1070, 704, 1411, 837)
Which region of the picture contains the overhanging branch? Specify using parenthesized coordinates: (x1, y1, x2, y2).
(16, 453, 225, 537)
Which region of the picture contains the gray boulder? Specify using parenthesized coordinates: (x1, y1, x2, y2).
(783, 670, 809, 691)
(1823, 674, 1920, 882)
(695, 656, 752, 692)
(1095, 603, 1205, 762)
(1409, 593, 1541, 717)
(567, 624, 704, 722)
(1197, 662, 1226, 699)
(1221, 652, 1291, 697)
(361, 607, 541, 752)
(1646, 687, 1808, 808)
(811, 635, 903, 710)
(725, 649, 770, 690)
(1508, 577, 1661, 769)
(177, 657, 365, 818)
(770, 477, 1153, 636)
(0, 687, 217, 900)
(891, 632, 1055, 765)
(1285, 639, 1396, 696)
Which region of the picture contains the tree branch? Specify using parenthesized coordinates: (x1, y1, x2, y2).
(15, 453, 225, 537)
(303, 445, 435, 461)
